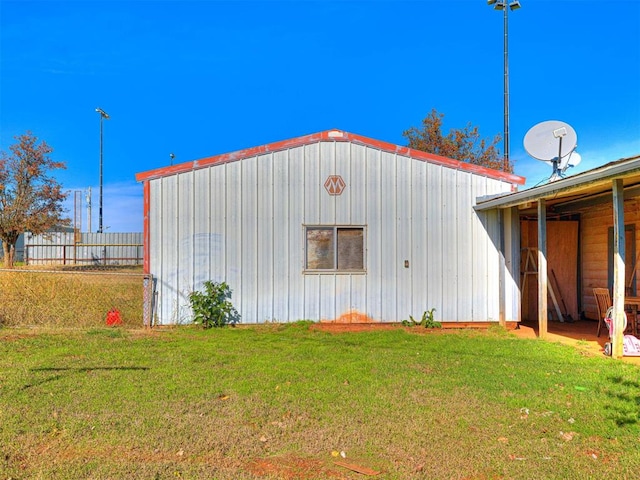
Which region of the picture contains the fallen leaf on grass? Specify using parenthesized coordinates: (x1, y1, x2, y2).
(559, 431, 577, 441)
(497, 437, 509, 444)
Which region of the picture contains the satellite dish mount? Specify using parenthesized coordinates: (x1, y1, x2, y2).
(524, 120, 581, 182)
(551, 126, 567, 179)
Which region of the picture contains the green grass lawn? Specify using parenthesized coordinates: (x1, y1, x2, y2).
(1, 324, 639, 479)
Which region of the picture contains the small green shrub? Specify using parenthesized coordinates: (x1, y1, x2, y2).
(402, 308, 441, 328)
(188, 281, 239, 328)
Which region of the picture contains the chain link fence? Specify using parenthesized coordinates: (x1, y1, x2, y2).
(0, 268, 154, 328)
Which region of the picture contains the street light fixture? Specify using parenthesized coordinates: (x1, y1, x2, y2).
(488, 0, 521, 171)
(95, 107, 109, 234)
(488, 0, 520, 11)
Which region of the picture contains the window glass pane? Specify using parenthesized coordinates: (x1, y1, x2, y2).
(307, 228, 334, 269)
(337, 228, 363, 270)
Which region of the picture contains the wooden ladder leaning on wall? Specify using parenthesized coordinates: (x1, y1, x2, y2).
(521, 247, 564, 322)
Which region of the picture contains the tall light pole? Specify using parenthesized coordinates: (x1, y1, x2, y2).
(95, 108, 109, 234)
(86, 187, 92, 233)
(488, 0, 521, 172)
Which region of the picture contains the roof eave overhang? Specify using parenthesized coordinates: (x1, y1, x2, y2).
(475, 156, 640, 211)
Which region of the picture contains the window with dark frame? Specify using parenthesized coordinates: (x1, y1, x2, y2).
(306, 226, 364, 271)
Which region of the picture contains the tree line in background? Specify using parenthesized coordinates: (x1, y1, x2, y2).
(0, 114, 504, 267)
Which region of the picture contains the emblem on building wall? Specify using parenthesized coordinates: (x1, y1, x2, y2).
(324, 175, 346, 196)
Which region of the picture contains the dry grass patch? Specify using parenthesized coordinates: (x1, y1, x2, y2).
(0, 269, 144, 327)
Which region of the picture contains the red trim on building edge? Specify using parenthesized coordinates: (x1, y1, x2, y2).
(135, 129, 525, 185)
(142, 180, 150, 274)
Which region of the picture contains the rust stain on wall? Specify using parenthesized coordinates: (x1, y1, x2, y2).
(322, 310, 377, 324)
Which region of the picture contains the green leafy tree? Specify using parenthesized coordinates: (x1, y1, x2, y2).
(0, 132, 69, 268)
(403, 109, 510, 172)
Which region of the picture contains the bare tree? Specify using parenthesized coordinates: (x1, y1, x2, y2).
(0, 132, 69, 267)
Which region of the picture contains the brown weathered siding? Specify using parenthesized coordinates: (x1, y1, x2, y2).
(521, 220, 579, 322)
(581, 201, 640, 320)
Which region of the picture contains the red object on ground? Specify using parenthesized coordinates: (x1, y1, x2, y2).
(106, 308, 122, 326)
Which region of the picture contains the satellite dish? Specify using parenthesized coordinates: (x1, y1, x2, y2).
(564, 151, 581, 169)
(524, 120, 578, 181)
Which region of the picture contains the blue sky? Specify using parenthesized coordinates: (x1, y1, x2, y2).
(1, 0, 639, 232)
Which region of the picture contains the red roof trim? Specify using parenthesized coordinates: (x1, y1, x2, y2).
(142, 180, 150, 274)
(135, 129, 525, 185)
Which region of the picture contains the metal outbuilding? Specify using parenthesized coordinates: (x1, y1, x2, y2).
(135, 130, 525, 325)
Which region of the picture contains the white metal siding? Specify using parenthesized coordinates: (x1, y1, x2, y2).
(379, 151, 397, 320)
(366, 147, 382, 320)
(411, 158, 428, 316)
(257, 153, 273, 321)
(193, 169, 211, 287)
(273, 150, 291, 321)
(426, 163, 444, 317)
(225, 160, 242, 321)
(287, 149, 304, 321)
(395, 154, 411, 321)
(178, 172, 193, 322)
(457, 171, 473, 319)
(148, 141, 514, 324)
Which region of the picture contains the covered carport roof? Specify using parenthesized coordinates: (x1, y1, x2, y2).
(475, 155, 640, 214)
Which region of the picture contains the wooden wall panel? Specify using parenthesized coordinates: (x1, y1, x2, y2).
(521, 220, 579, 322)
(581, 200, 640, 320)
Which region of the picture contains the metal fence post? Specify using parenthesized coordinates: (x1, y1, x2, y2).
(143, 274, 154, 327)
